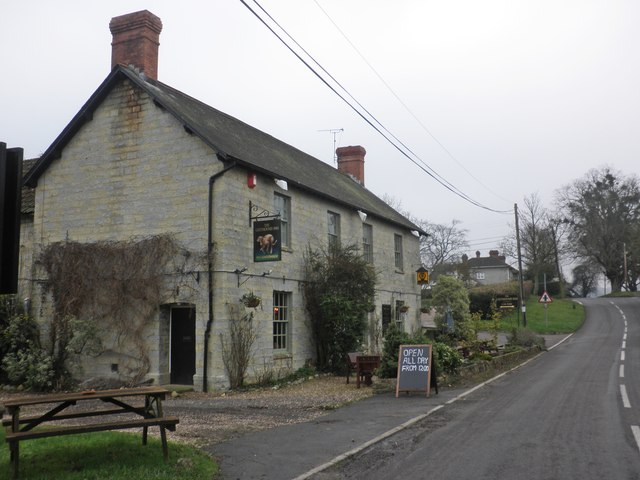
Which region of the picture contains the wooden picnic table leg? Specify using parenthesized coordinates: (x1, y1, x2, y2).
(142, 395, 150, 445)
(160, 426, 169, 460)
(154, 395, 170, 460)
(145, 393, 169, 460)
(10, 440, 19, 480)
(9, 407, 20, 479)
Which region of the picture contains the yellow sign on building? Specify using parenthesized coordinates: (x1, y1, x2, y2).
(416, 267, 429, 285)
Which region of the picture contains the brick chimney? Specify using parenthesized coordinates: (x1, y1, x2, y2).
(336, 145, 365, 186)
(110, 10, 163, 80)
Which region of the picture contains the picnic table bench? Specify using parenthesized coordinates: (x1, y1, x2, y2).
(2, 386, 179, 479)
(346, 352, 381, 388)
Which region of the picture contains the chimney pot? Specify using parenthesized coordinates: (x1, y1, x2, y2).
(336, 145, 366, 186)
(110, 10, 163, 80)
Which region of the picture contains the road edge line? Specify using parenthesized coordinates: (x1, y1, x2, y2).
(292, 333, 573, 480)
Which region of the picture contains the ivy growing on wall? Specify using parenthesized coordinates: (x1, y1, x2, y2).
(37, 234, 185, 386)
(303, 243, 377, 373)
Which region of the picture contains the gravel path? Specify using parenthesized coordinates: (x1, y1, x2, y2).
(162, 376, 377, 446)
(0, 375, 378, 448)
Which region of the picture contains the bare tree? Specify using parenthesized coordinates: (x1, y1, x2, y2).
(419, 219, 468, 266)
(624, 223, 640, 291)
(570, 263, 600, 297)
(556, 167, 640, 293)
(547, 216, 570, 296)
(411, 219, 469, 281)
(380, 194, 469, 280)
(518, 193, 558, 294)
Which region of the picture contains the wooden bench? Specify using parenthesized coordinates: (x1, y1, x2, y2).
(4, 416, 178, 444)
(2, 387, 177, 479)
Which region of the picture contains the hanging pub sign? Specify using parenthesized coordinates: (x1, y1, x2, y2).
(253, 219, 281, 262)
(416, 266, 429, 285)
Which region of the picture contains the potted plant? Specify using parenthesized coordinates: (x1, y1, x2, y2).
(399, 305, 410, 313)
(240, 291, 261, 308)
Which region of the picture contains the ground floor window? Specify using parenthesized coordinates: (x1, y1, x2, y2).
(273, 291, 291, 351)
(395, 300, 405, 330)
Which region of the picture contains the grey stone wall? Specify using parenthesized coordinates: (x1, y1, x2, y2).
(27, 77, 422, 391)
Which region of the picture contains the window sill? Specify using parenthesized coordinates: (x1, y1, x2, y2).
(273, 352, 292, 360)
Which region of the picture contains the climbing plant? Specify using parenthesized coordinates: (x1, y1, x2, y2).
(37, 234, 186, 386)
(303, 243, 377, 373)
(220, 302, 258, 389)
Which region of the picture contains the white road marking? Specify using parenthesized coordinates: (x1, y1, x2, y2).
(621, 385, 632, 408)
(623, 333, 627, 341)
(622, 341, 626, 349)
(620, 365, 625, 378)
(293, 334, 577, 480)
(621, 351, 626, 362)
(632, 426, 640, 453)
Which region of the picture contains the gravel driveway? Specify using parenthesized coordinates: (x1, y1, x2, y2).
(162, 375, 377, 446)
(0, 375, 378, 448)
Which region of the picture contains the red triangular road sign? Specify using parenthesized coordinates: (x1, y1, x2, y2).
(539, 291, 553, 303)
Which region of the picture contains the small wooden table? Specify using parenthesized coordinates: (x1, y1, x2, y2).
(2, 386, 178, 479)
(346, 353, 381, 388)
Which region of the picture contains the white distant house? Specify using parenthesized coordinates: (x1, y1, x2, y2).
(462, 250, 518, 286)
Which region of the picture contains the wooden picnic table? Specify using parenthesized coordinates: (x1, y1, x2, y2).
(2, 386, 178, 479)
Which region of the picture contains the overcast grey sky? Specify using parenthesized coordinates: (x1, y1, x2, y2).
(3, 1, 639, 258)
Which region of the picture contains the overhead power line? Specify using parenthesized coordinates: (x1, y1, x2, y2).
(311, 0, 512, 206)
(238, 0, 512, 214)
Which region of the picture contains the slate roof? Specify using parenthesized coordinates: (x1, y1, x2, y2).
(24, 66, 425, 234)
(467, 255, 518, 273)
(21, 158, 37, 215)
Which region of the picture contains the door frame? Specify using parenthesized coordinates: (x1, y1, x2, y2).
(169, 304, 196, 385)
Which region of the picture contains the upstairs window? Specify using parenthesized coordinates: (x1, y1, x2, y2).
(273, 193, 291, 247)
(394, 234, 403, 271)
(327, 211, 341, 249)
(363, 224, 373, 263)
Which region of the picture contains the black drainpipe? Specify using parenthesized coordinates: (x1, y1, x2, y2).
(203, 158, 237, 392)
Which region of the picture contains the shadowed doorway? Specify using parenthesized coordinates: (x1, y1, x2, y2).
(170, 306, 195, 385)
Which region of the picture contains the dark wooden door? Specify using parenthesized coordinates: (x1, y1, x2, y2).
(170, 306, 195, 385)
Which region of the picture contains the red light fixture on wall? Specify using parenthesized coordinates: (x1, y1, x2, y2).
(247, 172, 257, 188)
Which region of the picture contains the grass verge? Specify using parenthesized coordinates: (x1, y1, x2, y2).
(0, 428, 217, 480)
(498, 297, 584, 334)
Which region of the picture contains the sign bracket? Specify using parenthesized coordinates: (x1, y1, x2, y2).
(249, 201, 280, 226)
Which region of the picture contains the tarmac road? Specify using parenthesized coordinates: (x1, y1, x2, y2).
(206, 335, 564, 479)
(314, 297, 640, 479)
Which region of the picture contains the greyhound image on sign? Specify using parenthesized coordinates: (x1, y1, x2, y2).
(253, 219, 281, 262)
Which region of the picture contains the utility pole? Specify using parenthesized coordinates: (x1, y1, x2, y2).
(549, 218, 565, 297)
(623, 242, 628, 291)
(514, 203, 527, 328)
